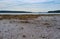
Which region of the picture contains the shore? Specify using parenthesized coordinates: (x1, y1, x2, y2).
(0, 14, 60, 20)
(0, 14, 60, 39)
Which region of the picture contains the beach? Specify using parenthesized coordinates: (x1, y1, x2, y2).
(0, 14, 60, 39)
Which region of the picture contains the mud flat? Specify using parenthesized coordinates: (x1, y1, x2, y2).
(0, 14, 60, 39)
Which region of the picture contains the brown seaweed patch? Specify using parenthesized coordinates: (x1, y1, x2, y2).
(20, 21, 30, 23)
(0, 15, 40, 20)
(42, 22, 50, 26)
(46, 25, 52, 28)
(0, 16, 3, 20)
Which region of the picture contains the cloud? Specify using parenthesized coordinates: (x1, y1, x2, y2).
(18, 0, 54, 3)
(0, 0, 54, 3)
(0, 0, 24, 9)
(0, 0, 60, 12)
(0, 0, 54, 9)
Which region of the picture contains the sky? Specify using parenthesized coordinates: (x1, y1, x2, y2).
(0, 0, 60, 12)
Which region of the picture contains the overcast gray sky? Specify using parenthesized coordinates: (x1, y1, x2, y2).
(0, 0, 60, 12)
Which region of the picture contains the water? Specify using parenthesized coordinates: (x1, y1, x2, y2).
(0, 13, 60, 15)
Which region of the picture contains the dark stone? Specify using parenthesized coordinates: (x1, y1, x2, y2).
(42, 37, 46, 38)
(0, 31, 1, 33)
(21, 27, 24, 30)
(22, 35, 26, 38)
(0, 18, 3, 20)
(32, 35, 34, 37)
(57, 28, 60, 30)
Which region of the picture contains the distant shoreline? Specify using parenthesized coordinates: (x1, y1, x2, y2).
(48, 10, 60, 13)
(0, 10, 60, 13)
(0, 11, 32, 13)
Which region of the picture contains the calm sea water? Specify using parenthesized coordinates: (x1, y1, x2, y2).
(0, 13, 60, 15)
